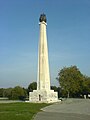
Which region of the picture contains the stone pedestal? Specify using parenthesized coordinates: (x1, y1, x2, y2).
(29, 90, 58, 103)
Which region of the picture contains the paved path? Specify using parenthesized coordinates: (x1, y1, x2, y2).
(0, 100, 23, 103)
(34, 99, 90, 120)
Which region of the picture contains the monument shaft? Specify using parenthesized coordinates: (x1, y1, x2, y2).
(37, 21, 50, 90)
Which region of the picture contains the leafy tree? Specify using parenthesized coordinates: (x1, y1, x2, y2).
(51, 86, 58, 92)
(11, 86, 27, 100)
(0, 88, 4, 97)
(57, 66, 84, 98)
(28, 82, 37, 92)
(82, 76, 90, 94)
(3, 88, 12, 99)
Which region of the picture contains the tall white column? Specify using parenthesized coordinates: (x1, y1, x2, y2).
(29, 14, 58, 103)
(37, 20, 50, 91)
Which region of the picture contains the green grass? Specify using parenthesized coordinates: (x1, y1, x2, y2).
(0, 102, 50, 120)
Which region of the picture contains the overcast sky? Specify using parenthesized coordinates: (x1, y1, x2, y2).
(0, 0, 90, 88)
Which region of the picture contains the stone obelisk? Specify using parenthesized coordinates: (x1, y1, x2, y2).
(37, 14, 50, 91)
(29, 14, 58, 103)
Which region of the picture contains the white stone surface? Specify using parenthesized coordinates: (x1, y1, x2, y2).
(29, 90, 58, 103)
(29, 17, 58, 103)
(37, 21, 50, 90)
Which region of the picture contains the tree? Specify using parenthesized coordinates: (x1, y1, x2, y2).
(57, 66, 84, 98)
(51, 86, 58, 92)
(3, 88, 12, 99)
(11, 86, 27, 100)
(28, 82, 37, 92)
(82, 76, 90, 95)
(0, 88, 4, 97)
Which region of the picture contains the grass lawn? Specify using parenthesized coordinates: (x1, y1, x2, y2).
(0, 102, 50, 120)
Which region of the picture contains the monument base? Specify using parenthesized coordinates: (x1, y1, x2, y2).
(29, 90, 58, 103)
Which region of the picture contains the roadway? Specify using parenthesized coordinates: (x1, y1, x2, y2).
(34, 99, 90, 120)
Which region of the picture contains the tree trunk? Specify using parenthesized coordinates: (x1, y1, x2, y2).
(67, 91, 70, 98)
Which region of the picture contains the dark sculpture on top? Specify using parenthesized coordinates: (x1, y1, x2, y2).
(39, 13, 47, 23)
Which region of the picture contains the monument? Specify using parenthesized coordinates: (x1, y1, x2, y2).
(29, 13, 58, 103)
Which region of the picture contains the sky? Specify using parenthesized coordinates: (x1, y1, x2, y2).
(0, 0, 90, 88)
